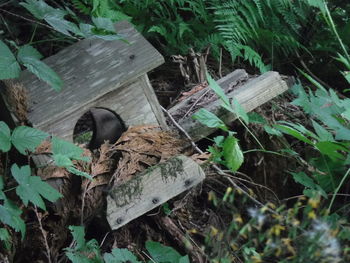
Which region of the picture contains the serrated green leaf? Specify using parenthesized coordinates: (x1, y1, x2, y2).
(52, 137, 88, 161)
(0, 40, 21, 79)
(315, 141, 347, 160)
(104, 248, 141, 263)
(291, 172, 317, 189)
(312, 120, 333, 141)
(0, 198, 26, 239)
(274, 124, 313, 145)
(69, 226, 86, 250)
(11, 164, 62, 210)
(0, 121, 11, 152)
(206, 72, 230, 106)
(222, 136, 244, 172)
(20, 0, 79, 36)
(20, 57, 63, 91)
(67, 166, 92, 180)
(0, 228, 11, 251)
(193, 109, 227, 131)
(92, 17, 115, 32)
(17, 45, 42, 60)
(146, 241, 183, 263)
(213, 136, 225, 147)
(53, 154, 73, 167)
(11, 126, 48, 155)
(233, 98, 249, 124)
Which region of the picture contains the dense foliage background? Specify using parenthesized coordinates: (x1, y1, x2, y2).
(1, 0, 350, 262)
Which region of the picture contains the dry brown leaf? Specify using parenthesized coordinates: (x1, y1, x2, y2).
(3, 80, 28, 124)
(178, 82, 208, 101)
(191, 152, 211, 165)
(110, 125, 184, 184)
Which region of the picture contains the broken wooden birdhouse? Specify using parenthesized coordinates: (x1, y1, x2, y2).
(0, 20, 167, 143)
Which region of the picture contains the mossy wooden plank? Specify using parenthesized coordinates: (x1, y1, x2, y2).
(12, 20, 164, 136)
(173, 71, 289, 141)
(106, 155, 205, 230)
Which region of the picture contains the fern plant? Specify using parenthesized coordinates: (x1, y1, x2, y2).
(211, 0, 313, 72)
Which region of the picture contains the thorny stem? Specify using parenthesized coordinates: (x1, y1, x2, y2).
(34, 206, 52, 263)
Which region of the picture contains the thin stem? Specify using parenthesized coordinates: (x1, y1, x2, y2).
(323, 1, 350, 61)
(238, 118, 265, 150)
(328, 167, 350, 211)
(34, 206, 52, 263)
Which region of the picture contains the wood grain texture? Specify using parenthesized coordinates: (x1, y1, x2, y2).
(106, 155, 205, 230)
(169, 69, 248, 115)
(12, 20, 164, 138)
(174, 71, 289, 141)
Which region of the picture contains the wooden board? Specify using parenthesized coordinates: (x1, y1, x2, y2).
(172, 71, 289, 141)
(7, 20, 165, 139)
(106, 155, 205, 230)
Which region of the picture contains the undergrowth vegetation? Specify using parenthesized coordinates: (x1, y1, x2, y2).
(0, 0, 350, 262)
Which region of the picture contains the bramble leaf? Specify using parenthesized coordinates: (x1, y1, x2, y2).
(17, 46, 63, 91)
(0, 121, 11, 152)
(222, 135, 244, 172)
(11, 126, 48, 155)
(104, 248, 141, 263)
(146, 241, 184, 263)
(0, 40, 21, 79)
(0, 198, 26, 239)
(193, 109, 228, 131)
(11, 164, 62, 210)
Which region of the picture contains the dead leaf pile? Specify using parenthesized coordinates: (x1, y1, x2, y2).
(3, 80, 28, 124)
(110, 125, 184, 185)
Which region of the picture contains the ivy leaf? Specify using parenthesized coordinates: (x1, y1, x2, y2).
(17, 46, 63, 91)
(0, 40, 21, 79)
(0, 121, 11, 152)
(11, 164, 62, 210)
(193, 109, 228, 131)
(222, 135, 244, 172)
(11, 126, 48, 155)
(20, 0, 79, 36)
(104, 248, 141, 263)
(0, 198, 26, 239)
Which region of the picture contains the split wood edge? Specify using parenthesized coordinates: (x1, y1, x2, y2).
(174, 71, 289, 142)
(106, 155, 205, 230)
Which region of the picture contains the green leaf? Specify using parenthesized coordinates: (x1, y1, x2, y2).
(315, 141, 347, 160)
(291, 172, 317, 189)
(247, 112, 266, 124)
(263, 125, 282, 136)
(20, 0, 79, 36)
(52, 137, 89, 161)
(0, 228, 11, 250)
(274, 124, 314, 145)
(69, 226, 86, 250)
(11, 126, 48, 155)
(232, 98, 249, 124)
(92, 17, 115, 32)
(222, 136, 244, 172)
(312, 120, 334, 141)
(104, 248, 141, 263)
(11, 164, 62, 210)
(67, 166, 92, 180)
(17, 45, 63, 90)
(206, 72, 230, 106)
(0, 40, 21, 79)
(179, 256, 190, 263)
(193, 109, 228, 131)
(0, 198, 26, 239)
(53, 154, 73, 167)
(146, 241, 183, 263)
(0, 121, 11, 152)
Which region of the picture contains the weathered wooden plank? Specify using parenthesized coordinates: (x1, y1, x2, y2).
(169, 69, 248, 115)
(173, 71, 289, 141)
(106, 155, 205, 230)
(14, 20, 164, 130)
(38, 76, 164, 141)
